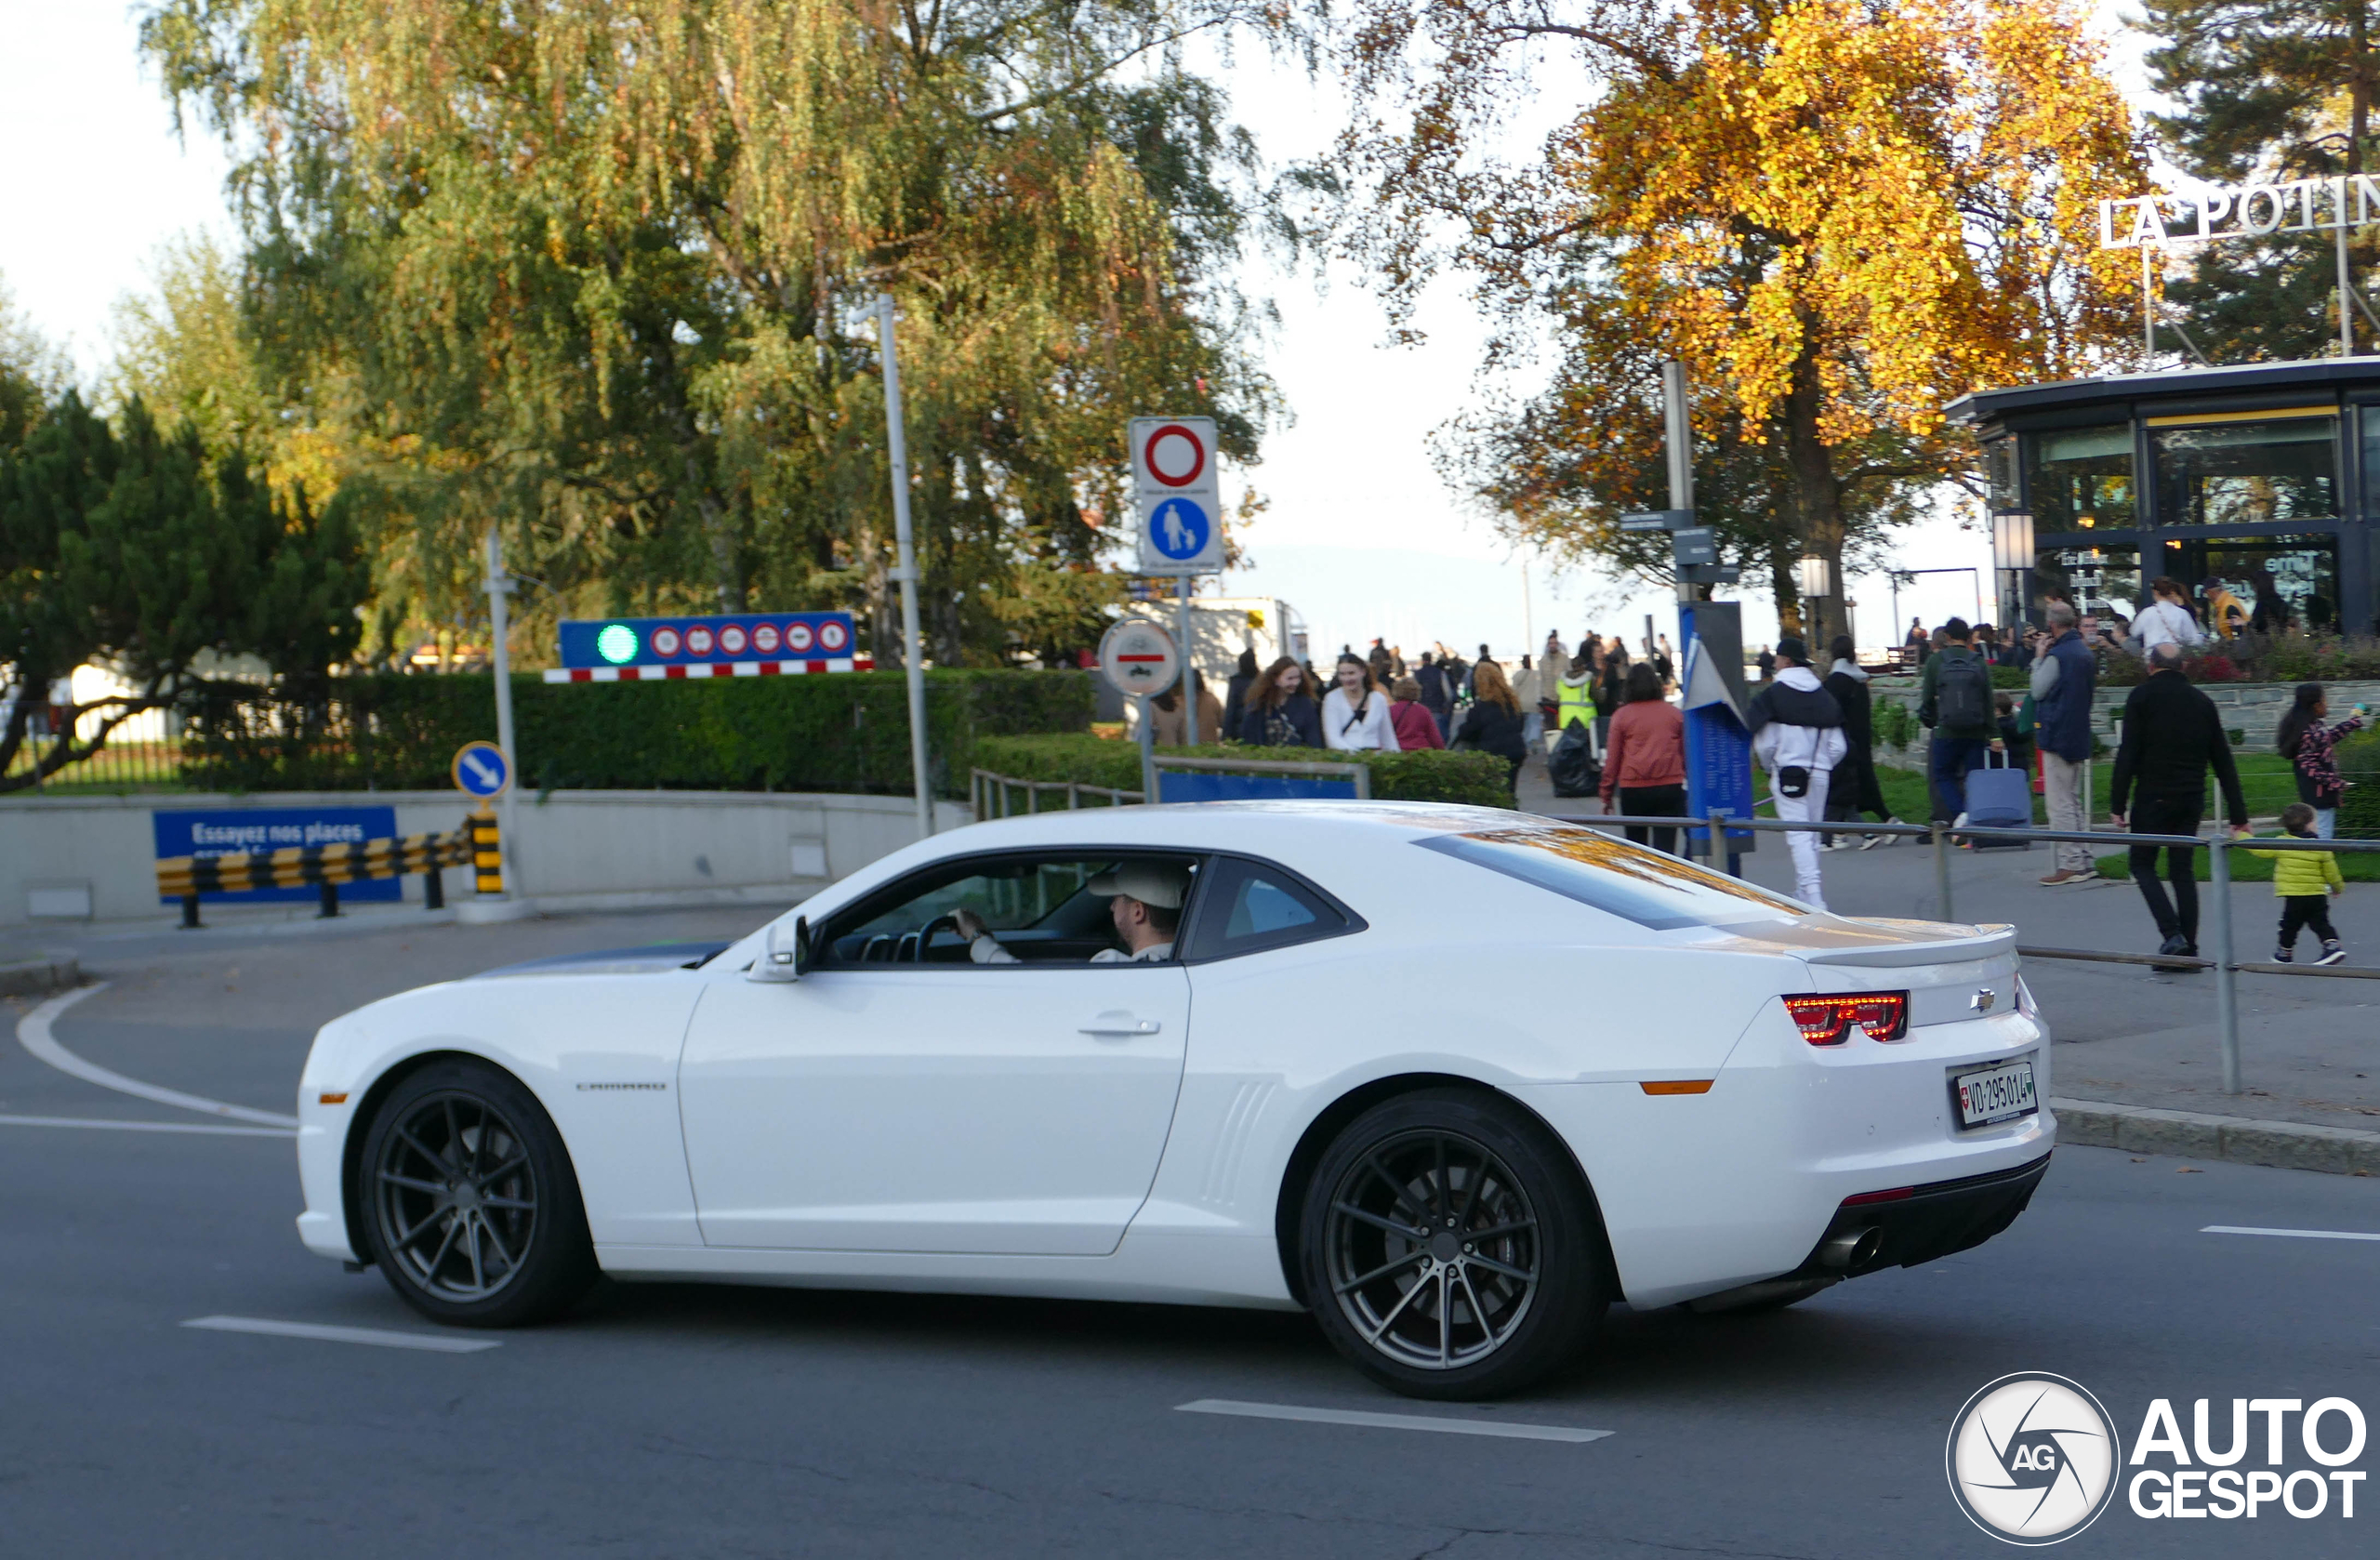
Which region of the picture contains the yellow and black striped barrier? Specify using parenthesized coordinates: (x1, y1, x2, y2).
(156, 818, 483, 928)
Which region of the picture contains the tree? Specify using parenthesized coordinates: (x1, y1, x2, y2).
(2144, 0, 2380, 361)
(142, 0, 1284, 668)
(1316, 0, 2146, 639)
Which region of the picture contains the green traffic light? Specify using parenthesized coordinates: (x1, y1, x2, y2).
(597, 623, 640, 664)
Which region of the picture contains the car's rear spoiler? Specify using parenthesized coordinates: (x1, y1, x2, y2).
(1797, 924, 2016, 969)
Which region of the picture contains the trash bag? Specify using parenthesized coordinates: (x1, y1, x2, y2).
(1548, 720, 1601, 798)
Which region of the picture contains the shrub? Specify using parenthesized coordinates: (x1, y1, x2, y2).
(2338, 728, 2380, 839)
(1872, 698, 1917, 752)
(970, 734, 1518, 808)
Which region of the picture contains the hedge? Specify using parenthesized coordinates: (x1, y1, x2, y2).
(179, 670, 1095, 797)
(970, 733, 1518, 809)
(2338, 728, 2380, 838)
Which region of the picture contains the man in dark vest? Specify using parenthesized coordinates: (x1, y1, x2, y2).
(2030, 602, 2097, 885)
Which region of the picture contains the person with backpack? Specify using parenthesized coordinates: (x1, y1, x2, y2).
(2109, 643, 2251, 963)
(1916, 617, 2001, 826)
(1747, 637, 1847, 908)
(2245, 802, 2348, 966)
(2274, 682, 2368, 839)
(2029, 602, 2098, 884)
(1321, 654, 1400, 751)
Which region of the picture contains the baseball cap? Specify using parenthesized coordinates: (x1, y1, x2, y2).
(1087, 862, 1189, 909)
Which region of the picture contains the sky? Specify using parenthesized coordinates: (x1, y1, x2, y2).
(0, 2, 2159, 667)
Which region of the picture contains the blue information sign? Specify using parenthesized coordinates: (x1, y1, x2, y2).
(453, 742, 509, 798)
(152, 806, 401, 905)
(1156, 771, 1356, 803)
(558, 612, 858, 669)
(1678, 602, 1756, 864)
(1146, 497, 1211, 562)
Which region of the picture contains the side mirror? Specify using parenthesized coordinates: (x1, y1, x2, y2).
(750, 915, 810, 983)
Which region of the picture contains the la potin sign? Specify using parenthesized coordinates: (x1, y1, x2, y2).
(2099, 176, 2380, 248)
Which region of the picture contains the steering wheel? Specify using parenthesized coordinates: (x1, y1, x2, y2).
(916, 913, 964, 962)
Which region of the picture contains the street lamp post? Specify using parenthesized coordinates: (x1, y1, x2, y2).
(1795, 554, 1833, 649)
(1990, 510, 2036, 630)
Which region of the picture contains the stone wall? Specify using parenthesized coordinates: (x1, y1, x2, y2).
(1868, 675, 2380, 762)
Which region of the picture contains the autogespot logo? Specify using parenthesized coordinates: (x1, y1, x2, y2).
(1946, 1372, 2122, 1544)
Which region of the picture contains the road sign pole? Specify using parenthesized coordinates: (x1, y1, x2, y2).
(879, 293, 933, 839)
(483, 529, 522, 901)
(1137, 695, 1157, 800)
(1177, 575, 1197, 746)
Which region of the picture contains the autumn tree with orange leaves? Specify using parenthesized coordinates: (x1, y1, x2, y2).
(1321, 0, 2149, 639)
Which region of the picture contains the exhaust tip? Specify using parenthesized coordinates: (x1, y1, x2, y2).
(1819, 1226, 1884, 1271)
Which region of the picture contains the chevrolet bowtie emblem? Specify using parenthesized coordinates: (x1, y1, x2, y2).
(1969, 988, 1997, 1014)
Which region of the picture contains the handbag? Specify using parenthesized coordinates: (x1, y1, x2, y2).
(1778, 764, 1812, 799)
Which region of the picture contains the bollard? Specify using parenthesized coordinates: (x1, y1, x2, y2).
(317, 879, 340, 919)
(469, 807, 504, 895)
(423, 855, 445, 911)
(2211, 834, 2241, 1094)
(1932, 822, 1954, 923)
(179, 892, 202, 931)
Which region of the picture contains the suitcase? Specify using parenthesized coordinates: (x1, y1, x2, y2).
(1964, 749, 2031, 847)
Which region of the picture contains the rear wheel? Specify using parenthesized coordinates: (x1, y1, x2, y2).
(1299, 1089, 1610, 1399)
(357, 1060, 596, 1328)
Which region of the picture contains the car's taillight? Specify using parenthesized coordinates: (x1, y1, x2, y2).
(1783, 991, 1909, 1045)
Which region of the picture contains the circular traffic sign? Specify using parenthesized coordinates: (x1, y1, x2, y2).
(653, 627, 682, 656)
(820, 619, 850, 652)
(452, 741, 511, 799)
(753, 623, 781, 654)
(720, 624, 748, 655)
(1143, 422, 1207, 487)
(687, 626, 716, 655)
(595, 623, 640, 665)
(1098, 617, 1180, 698)
(787, 621, 814, 653)
(1147, 496, 1211, 562)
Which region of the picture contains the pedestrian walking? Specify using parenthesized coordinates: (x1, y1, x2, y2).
(1593, 642, 1629, 751)
(1652, 635, 1675, 691)
(1554, 657, 1594, 743)
(2245, 803, 2347, 965)
(1415, 651, 1455, 740)
(1904, 617, 1930, 668)
(1222, 647, 1259, 744)
(1388, 676, 1445, 749)
(1237, 655, 1324, 747)
(1917, 617, 2000, 826)
(2132, 576, 2203, 654)
(2108, 643, 2251, 962)
(1601, 662, 1687, 854)
(1513, 654, 1544, 747)
(1148, 670, 1223, 747)
(1368, 638, 1395, 687)
(2275, 682, 2368, 839)
(1322, 654, 1401, 751)
(1820, 634, 1898, 848)
(2029, 602, 2098, 884)
(1747, 637, 1847, 909)
(1452, 660, 1530, 795)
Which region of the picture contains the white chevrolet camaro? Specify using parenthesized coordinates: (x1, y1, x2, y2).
(296, 801, 2052, 1398)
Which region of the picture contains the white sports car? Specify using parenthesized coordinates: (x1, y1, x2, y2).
(296, 801, 2052, 1398)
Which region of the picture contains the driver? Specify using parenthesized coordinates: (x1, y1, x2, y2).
(951, 863, 1187, 964)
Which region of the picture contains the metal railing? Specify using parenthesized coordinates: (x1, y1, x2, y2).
(1553, 809, 2380, 1097)
(970, 769, 1144, 816)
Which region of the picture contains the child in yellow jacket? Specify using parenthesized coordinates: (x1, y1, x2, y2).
(2246, 802, 2346, 966)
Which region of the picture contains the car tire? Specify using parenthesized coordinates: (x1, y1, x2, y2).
(1299, 1088, 1610, 1400)
(357, 1059, 597, 1328)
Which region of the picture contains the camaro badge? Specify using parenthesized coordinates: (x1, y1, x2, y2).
(1969, 988, 1997, 1013)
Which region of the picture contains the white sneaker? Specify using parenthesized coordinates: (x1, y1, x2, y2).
(1951, 812, 1970, 830)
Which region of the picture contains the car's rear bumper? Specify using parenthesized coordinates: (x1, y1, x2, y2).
(1788, 1151, 2051, 1278)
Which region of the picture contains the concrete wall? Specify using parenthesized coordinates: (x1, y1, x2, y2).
(2, 788, 971, 929)
(1869, 675, 2380, 764)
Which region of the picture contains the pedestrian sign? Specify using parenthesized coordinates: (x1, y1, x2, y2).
(1130, 416, 1223, 575)
(453, 741, 511, 799)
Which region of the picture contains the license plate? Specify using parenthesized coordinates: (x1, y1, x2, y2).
(1951, 1056, 2037, 1128)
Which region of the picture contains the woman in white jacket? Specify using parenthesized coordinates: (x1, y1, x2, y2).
(1322, 655, 1401, 751)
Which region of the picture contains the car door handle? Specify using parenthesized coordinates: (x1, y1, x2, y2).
(1079, 1015, 1162, 1038)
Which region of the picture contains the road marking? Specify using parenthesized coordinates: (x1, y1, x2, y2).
(2203, 1224, 2380, 1244)
(0, 1112, 294, 1138)
(1175, 1399, 1613, 1444)
(16, 984, 299, 1130)
(182, 1315, 501, 1353)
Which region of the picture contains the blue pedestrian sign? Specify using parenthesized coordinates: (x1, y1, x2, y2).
(1148, 496, 1210, 561)
(453, 742, 511, 799)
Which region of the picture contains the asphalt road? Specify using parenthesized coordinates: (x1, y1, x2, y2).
(7, 910, 2379, 1558)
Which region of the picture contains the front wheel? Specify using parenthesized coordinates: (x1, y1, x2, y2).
(357, 1060, 597, 1328)
(1299, 1089, 1610, 1399)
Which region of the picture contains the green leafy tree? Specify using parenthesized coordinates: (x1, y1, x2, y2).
(142, 0, 1283, 668)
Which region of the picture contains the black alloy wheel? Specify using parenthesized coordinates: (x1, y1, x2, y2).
(358, 1060, 596, 1327)
(1301, 1089, 1610, 1399)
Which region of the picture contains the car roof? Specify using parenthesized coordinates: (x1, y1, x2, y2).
(938, 800, 1541, 850)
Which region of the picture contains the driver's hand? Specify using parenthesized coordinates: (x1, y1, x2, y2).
(952, 908, 987, 941)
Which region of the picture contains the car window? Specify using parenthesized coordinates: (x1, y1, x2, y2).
(817, 853, 1198, 967)
(1182, 856, 1356, 962)
(1416, 825, 1805, 930)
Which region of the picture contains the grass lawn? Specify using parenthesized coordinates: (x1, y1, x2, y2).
(2092, 841, 2380, 883)
(1860, 749, 2301, 826)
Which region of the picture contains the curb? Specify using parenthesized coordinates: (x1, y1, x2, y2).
(0, 952, 80, 998)
(2052, 1096, 2380, 1176)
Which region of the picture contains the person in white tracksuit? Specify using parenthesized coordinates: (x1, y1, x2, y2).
(1747, 637, 1849, 910)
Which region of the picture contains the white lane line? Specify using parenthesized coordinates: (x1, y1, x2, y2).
(182, 1315, 501, 1354)
(2203, 1224, 2380, 1244)
(0, 1112, 294, 1138)
(1175, 1399, 1613, 1444)
(16, 984, 299, 1130)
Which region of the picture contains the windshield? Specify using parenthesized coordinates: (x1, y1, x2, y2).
(1417, 826, 1806, 930)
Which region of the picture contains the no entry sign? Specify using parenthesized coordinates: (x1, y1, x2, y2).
(1129, 416, 1222, 575)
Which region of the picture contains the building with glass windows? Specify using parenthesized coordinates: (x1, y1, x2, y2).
(1946, 360, 2380, 637)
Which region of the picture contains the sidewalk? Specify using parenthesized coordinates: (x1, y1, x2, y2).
(1517, 753, 2380, 1169)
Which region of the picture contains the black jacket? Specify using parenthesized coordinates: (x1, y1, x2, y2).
(1822, 669, 1872, 751)
(1454, 700, 1529, 762)
(2109, 670, 2248, 825)
(1239, 692, 1323, 748)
